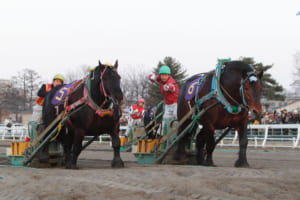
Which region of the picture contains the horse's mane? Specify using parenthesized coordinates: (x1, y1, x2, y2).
(185, 73, 208, 84)
(223, 61, 254, 76)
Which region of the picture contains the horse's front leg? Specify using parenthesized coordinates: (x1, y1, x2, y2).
(205, 129, 216, 166)
(235, 123, 249, 167)
(110, 124, 124, 168)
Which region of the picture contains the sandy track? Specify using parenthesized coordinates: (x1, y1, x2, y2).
(0, 145, 300, 200)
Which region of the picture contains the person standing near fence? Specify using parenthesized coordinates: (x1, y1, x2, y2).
(289, 110, 299, 124)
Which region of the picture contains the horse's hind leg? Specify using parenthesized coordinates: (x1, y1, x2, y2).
(173, 121, 191, 163)
(67, 128, 84, 169)
(62, 126, 74, 169)
(39, 143, 50, 163)
(111, 130, 124, 168)
(196, 127, 209, 165)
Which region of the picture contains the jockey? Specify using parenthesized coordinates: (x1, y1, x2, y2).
(148, 65, 179, 134)
(32, 74, 64, 123)
(36, 74, 65, 106)
(125, 98, 145, 136)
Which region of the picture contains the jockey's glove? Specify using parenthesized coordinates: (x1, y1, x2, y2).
(132, 109, 139, 114)
(149, 74, 156, 81)
(163, 84, 169, 91)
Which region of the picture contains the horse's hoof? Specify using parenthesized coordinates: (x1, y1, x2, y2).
(65, 164, 78, 169)
(234, 160, 250, 168)
(111, 159, 124, 168)
(197, 160, 205, 165)
(172, 154, 189, 165)
(173, 152, 186, 161)
(39, 156, 49, 163)
(204, 162, 216, 167)
(39, 152, 49, 163)
(203, 160, 216, 167)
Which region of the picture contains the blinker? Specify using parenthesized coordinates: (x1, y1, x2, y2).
(249, 76, 257, 82)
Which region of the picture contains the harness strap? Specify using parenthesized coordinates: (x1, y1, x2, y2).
(100, 66, 108, 98)
(240, 79, 249, 108)
(85, 79, 113, 117)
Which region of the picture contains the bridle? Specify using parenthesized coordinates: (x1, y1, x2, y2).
(98, 66, 110, 108)
(84, 65, 119, 117)
(220, 70, 258, 113)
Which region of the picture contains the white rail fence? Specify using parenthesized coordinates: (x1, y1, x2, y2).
(1, 124, 299, 148)
(219, 124, 300, 148)
(0, 126, 28, 141)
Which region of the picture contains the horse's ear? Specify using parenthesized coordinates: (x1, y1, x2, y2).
(113, 60, 118, 71)
(257, 71, 263, 80)
(98, 60, 102, 66)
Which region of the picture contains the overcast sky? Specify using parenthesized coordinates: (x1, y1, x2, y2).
(0, 0, 299, 90)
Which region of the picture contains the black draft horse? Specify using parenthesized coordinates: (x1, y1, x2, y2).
(43, 60, 124, 169)
(175, 61, 263, 167)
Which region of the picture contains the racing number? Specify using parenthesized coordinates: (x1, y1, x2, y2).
(55, 87, 68, 101)
(188, 82, 198, 95)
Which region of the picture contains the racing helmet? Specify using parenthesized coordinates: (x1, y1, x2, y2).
(159, 65, 171, 74)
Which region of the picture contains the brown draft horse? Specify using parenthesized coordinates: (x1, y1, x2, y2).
(43, 60, 124, 169)
(175, 61, 263, 167)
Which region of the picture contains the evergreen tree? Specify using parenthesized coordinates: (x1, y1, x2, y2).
(240, 57, 285, 101)
(148, 57, 188, 107)
(291, 52, 300, 95)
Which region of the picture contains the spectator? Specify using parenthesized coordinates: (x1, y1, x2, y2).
(289, 110, 299, 124)
(280, 111, 289, 124)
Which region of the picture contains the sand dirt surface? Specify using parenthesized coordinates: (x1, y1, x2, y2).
(0, 144, 300, 200)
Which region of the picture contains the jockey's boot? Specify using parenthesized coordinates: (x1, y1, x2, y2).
(39, 145, 49, 163)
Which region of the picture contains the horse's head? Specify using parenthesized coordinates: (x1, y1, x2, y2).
(222, 61, 263, 117)
(242, 69, 263, 118)
(97, 60, 123, 106)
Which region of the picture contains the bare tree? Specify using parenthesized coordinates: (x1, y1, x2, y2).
(119, 65, 151, 107)
(0, 81, 24, 121)
(12, 68, 42, 111)
(65, 65, 90, 83)
(291, 52, 300, 95)
(64, 64, 151, 108)
(26, 69, 42, 111)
